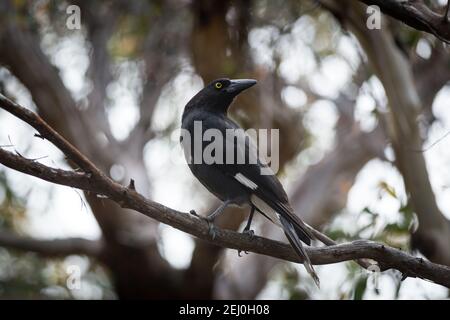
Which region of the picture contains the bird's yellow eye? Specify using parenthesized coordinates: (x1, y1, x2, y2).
(215, 82, 223, 89)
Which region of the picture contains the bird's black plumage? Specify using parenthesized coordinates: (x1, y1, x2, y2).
(181, 78, 319, 286)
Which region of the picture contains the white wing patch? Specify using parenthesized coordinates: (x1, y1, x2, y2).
(234, 173, 258, 190)
(250, 195, 282, 227)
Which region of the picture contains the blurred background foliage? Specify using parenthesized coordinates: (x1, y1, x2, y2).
(0, 173, 115, 299)
(0, 0, 449, 299)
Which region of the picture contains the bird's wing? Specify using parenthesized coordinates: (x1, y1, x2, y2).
(203, 115, 319, 285)
(205, 116, 315, 244)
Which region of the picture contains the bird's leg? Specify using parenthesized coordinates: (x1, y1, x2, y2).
(204, 199, 233, 239)
(206, 200, 232, 221)
(242, 205, 255, 237)
(238, 205, 256, 257)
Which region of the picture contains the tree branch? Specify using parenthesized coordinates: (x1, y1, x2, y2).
(337, 1, 450, 266)
(0, 230, 103, 257)
(126, 0, 185, 148)
(0, 7, 185, 298)
(0, 148, 95, 192)
(357, 0, 450, 43)
(1, 93, 450, 288)
(73, 0, 119, 148)
(0, 94, 107, 180)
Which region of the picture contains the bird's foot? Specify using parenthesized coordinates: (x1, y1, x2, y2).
(237, 249, 249, 257)
(207, 221, 217, 240)
(199, 216, 217, 240)
(190, 210, 217, 239)
(237, 229, 254, 256)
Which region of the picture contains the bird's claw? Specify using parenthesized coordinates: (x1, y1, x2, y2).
(208, 221, 217, 240)
(199, 216, 217, 240)
(191, 211, 217, 239)
(237, 249, 249, 257)
(237, 229, 254, 256)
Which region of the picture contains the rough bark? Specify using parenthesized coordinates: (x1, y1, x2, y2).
(0, 0, 183, 298)
(357, 0, 450, 43)
(1, 93, 450, 288)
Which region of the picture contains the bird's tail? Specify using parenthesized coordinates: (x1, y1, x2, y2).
(279, 215, 320, 288)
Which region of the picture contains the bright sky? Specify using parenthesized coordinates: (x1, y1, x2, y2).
(0, 16, 449, 299)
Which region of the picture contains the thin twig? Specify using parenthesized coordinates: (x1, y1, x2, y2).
(1, 93, 450, 288)
(0, 230, 103, 257)
(408, 129, 450, 153)
(0, 94, 104, 177)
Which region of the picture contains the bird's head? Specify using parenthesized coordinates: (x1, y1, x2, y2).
(185, 78, 257, 114)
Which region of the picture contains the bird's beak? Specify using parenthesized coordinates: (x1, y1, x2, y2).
(226, 79, 257, 94)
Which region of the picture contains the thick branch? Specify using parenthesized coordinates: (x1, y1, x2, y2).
(1, 93, 450, 288)
(358, 0, 450, 43)
(0, 231, 103, 257)
(0, 95, 101, 176)
(321, 0, 450, 267)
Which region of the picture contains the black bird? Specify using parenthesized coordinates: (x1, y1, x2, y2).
(181, 78, 319, 286)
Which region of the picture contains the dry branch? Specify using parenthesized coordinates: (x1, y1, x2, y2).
(1, 93, 450, 288)
(0, 231, 103, 257)
(357, 0, 450, 43)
